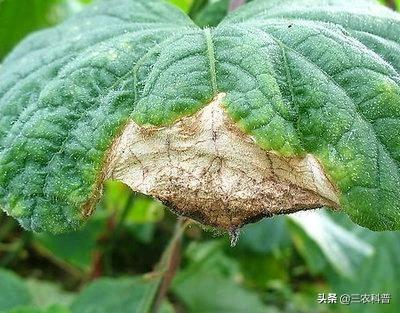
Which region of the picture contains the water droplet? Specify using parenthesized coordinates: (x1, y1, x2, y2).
(228, 228, 240, 247)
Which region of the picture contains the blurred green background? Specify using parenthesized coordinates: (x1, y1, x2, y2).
(0, 0, 399, 312)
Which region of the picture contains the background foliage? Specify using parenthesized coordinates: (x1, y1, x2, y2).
(0, 0, 399, 312)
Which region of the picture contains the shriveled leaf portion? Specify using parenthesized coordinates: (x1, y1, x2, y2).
(110, 94, 339, 230)
(0, 0, 399, 232)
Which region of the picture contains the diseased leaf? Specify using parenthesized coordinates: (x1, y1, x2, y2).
(0, 0, 203, 232)
(1, 0, 400, 232)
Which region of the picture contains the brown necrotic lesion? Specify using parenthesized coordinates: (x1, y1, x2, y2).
(106, 93, 340, 230)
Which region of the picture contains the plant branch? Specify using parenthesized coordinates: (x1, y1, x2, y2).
(0, 217, 16, 242)
(32, 242, 83, 279)
(229, 0, 246, 11)
(384, 0, 397, 10)
(152, 218, 191, 313)
(90, 193, 136, 279)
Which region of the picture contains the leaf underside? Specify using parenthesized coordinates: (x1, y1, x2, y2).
(0, 0, 399, 232)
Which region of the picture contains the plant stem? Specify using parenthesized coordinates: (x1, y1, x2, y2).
(91, 193, 136, 278)
(0, 218, 16, 242)
(32, 242, 83, 279)
(152, 218, 191, 313)
(385, 0, 397, 10)
(0, 232, 31, 266)
(229, 0, 246, 11)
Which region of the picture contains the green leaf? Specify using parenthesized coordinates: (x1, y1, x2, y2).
(125, 195, 165, 224)
(1, 0, 400, 232)
(34, 216, 105, 271)
(2, 305, 71, 313)
(288, 211, 373, 278)
(167, 0, 194, 12)
(330, 231, 400, 313)
(0, 270, 31, 311)
(25, 279, 75, 309)
(70, 276, 163, 313)
(173, 244, 269, 313)
(103, 181, 132, 214)
(237, 216, 290, 254)
(173, 272, 269, 313)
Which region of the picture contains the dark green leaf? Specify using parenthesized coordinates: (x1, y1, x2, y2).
(173, 246, 268, 313)
(70, 276, 162, 313)
(237, 216, 290, 254)
(3, 305, 71, 313)
(34, 217, 105, 270)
